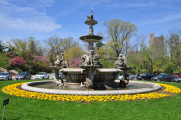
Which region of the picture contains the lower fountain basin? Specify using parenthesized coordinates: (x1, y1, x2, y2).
(21, 80, 161, 95)
(60, 68, 84, 83)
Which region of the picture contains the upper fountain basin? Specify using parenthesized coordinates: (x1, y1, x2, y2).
(80, 34, 103, 42)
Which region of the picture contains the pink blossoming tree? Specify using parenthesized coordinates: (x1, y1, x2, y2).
(11, 56, 26, 66)
(69, 58, 83, 68)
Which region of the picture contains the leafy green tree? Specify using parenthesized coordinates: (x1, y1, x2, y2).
(60, 37, 78, 52)
(96, 42, 117, 60)
(104, 19, 137, 57)
(0, 52, 10, 69)
(168, 33, 181, 67)
(64, 46, 85, 61)
(8, 38, 27, 58)
(95, 32, 105, 50)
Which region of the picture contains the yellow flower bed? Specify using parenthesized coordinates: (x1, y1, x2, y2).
(157, 83, 181, 94)
(1, 82, 181, 102)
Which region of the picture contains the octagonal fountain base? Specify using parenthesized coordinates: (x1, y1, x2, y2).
(21, 81, 161, 95)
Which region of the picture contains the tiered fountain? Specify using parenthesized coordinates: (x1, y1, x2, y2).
(61, 10, 121, 89)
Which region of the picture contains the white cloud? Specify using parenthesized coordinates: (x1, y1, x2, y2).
(0, 0, 61, 33)
(0, 15, 61, 32)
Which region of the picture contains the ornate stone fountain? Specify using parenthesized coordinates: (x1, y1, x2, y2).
(60, 10, 124, 89)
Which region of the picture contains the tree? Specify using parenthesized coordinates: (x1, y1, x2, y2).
(168, 34, 180, 63)
(96, 42, 117, 60)
(31, 56, 51, 73)
(0, 40, 3, 52)
(60, 37, 78, 52)
(45, 36, 78, 80)
(69, 58, 83, 68)
(46, 36, 80, 64)
(8, 37, 44, 58)
(45, 36, 64, 64)
(11, 56, 26, 66)
(0, 52, 9, 69)
(64, 46, 85, 61)
(104, 19, 137, 57)
(95, 32, 105, 50)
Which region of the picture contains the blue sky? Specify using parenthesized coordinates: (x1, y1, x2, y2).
(0, 0, 181, 44)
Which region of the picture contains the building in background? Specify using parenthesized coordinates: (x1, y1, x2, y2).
(149, 33, 164, 59)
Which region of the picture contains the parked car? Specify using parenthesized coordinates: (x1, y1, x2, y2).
(15, 72, 31, 80)
(0, 72, 12, 80)
(35, 72, 49, 79)
(173, 73, 181, 78)
(127, 73, 135, 80)
(53, 72, 65, 79)
(117, 75, 124, 80)
(138, 73, 155, 80)
(173, 76, 181, 83)
(151, 74, 175, 82)
(59, 72, 65, 79)
(117, 73, 134, 80)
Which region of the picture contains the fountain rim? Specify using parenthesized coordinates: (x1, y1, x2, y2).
(21, 80, 161, 95)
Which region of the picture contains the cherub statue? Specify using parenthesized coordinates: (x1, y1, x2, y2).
(93, 53, 102, 68)
(81, 50, 94, 66)
(114, 54, 128, 68)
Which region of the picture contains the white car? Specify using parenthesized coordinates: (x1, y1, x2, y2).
(173, 77, 181, 83)
(117, 73, 134, 80)
(0, 72, 12, 80)
(117, 75, 124, 80)
(35, 72, 49, 79)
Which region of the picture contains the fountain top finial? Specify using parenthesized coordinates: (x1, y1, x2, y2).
(85, 9, 97, 25)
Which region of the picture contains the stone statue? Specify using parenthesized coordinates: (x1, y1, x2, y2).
(114, 54, 128, 68)
(87, 14, 93, 21)
(81, 50, 94, 66)
(54, 53, 68, 68)
(93, 54, 102, 68)
(53, 53, 68, 86)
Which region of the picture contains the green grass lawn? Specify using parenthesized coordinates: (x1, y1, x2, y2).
(0, 80, 181, 120)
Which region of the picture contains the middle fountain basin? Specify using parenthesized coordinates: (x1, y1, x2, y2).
(60, 68, 121, 84)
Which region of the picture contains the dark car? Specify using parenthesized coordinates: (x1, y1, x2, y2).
(138, 73, 155, 80)
(16, 72, 31, 80)
(151, 74, 175, 82)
